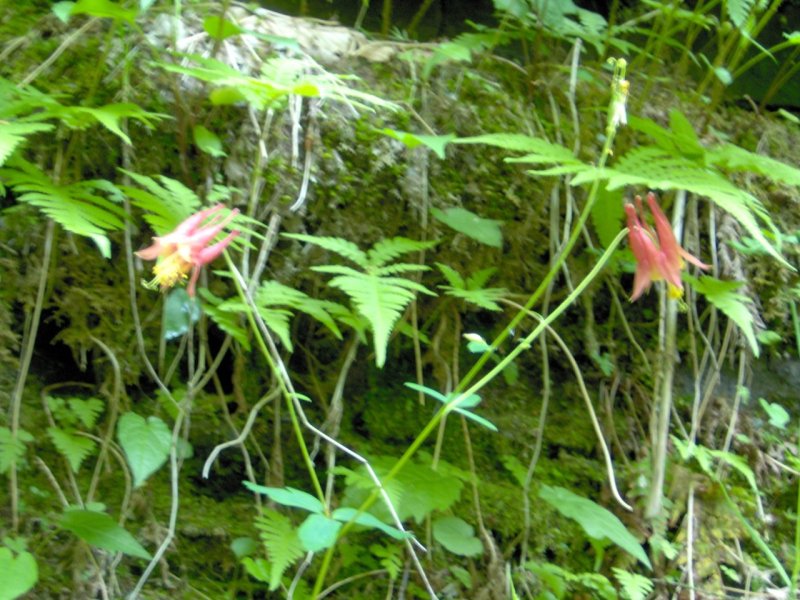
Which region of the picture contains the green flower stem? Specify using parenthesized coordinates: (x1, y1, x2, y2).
(224, 252, 326, 506)
(315, 229, 629, 596)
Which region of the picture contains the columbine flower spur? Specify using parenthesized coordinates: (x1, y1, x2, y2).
(625, 192, 709, 301)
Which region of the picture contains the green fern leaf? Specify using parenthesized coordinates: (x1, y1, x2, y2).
(47, 427, 96, 473)
(436, 264, 506, 311)
(254, 508, 304, 591)
(612, 568, 653, 600)
(726, 0, 757, 28)
(256, 280, 343, 339)
(367, 237, 437, 267)
(598, 147, 786, 266)
(284, 233, 368, 267)
(68, 397, 105, 429)
(1, 157, 124, 256)
(437, 263, 465, 288)
(0, 427, 34, 474)
(292, 234, 436, 366)
(709, 143, 800, 187)
(461, 133, 581, 168)
(686, 275, 759, 357)
(326, 274, 433, 367)
(118, 169, 201, 233)
(0, 121, 54, 166)
(67, 103, 167, 145)
(370, 544, 403, 580)
(197, 289, 251, 351)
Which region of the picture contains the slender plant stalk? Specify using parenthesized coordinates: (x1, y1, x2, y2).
(8, 220, 55, 531)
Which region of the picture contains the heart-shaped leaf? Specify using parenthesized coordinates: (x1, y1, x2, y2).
(117, 412, 171, 488)
(0, 547, 38, 600)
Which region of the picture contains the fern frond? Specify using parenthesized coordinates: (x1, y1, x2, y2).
(1, 157, 124, 255)
(436, 263, 465, 288)
(599, 147, 787, 266)
(47, 427, 95, 473)
(118, 169, 201, 233)
(0, 427, 33, 474)
(284, 233, 368, 267)
(327, 274, 415, 367)
(0, 121, 54, 166)
(197, 289, 251, 351)
(256, 280, 343, 339)
(254, 508, 304, 591)
(726, 0, 757, 28)
(612, 568, 653, 600)
(436, 264, 506, 311)
(68, 397, 105, 430)
(367, 237, 437, 267)
(709, 143, 800, 187)
(687, 275, 759, 357)
(373, 263, 429, 276)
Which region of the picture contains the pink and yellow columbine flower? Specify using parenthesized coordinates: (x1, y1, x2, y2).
(137, 205, 240, 297)
(625, 192, 709, 301)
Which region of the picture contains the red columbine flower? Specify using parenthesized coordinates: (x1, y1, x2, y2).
(136, 204, 240, 297)
(625, 192, 709, 301)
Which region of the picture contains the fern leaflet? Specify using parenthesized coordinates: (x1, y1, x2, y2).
(254, 508, 304, 591)
(47, 427, 95, 473)
(289, 235, 436, 367)
(686, 275, 759, 357)
(0, 427, 33, 474)
(612, 568, 653, 600)
(0, 156, 124, 257)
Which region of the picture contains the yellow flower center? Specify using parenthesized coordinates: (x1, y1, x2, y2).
(150, 249, 192, 289)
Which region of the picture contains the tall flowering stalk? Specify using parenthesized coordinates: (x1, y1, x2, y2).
(625, 192, 709, 300)
(136, 204, 240, 297)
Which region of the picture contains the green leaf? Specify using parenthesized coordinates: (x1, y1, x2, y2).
(686, 276, 759, 357)
(117, 412, 171, 488)
(284, 233, 368, 267)
(242, 482, 324, 513)
(331, 507, 411, 540)
(0, 121, 54, 167)
(432, 516, 483, 556)
(298, 514, 341, 552)
(51, 1, 74, 23)
(342, 456, 464, 524)
(47, 428, 95, 473)
(254, 508, 304, 590)
(203, 15, 243, 40)
(198, 289, 251, 350)
(431, 207, 503, 248)
(759, 398, 790, 429)
(241, 556, 271, 583)
(0, 547, 38, 600)
(456, 134, 578, 168)
(231, 537, 259, 559)
(70, 0, 137, 22)
(1, 157, 125, 244)
(163, 288, 201, 340)
(68, 397, 104, 429)
(613, 568, 653, 600)
(71, 103, 166, 145)
(591, 187, 625, 248)
(0, 428, 33, 474)
(380, 129, 455, 159)
(193, 125, 226, 157)
(61, 509, 151, 559)
(538, 485, 651, 569)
